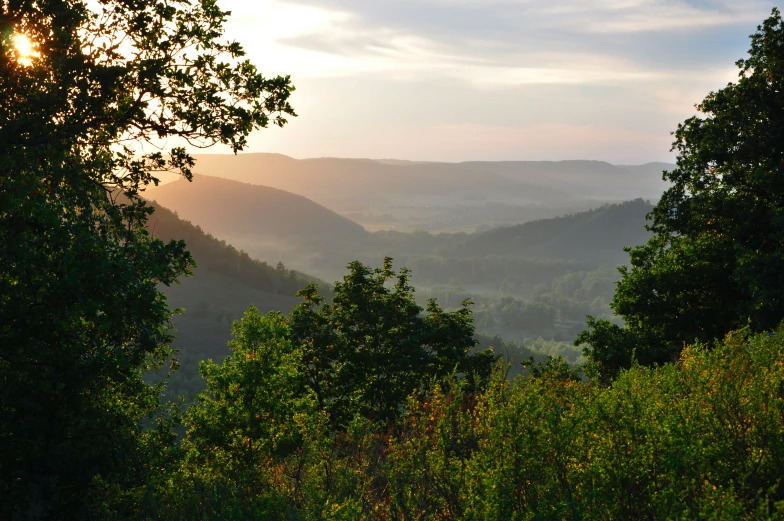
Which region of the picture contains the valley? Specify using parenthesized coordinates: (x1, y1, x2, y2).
(145, 157, 669, 398)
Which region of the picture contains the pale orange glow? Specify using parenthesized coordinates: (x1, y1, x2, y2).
(12, 33, 39, 67)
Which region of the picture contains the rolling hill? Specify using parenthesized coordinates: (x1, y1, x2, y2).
(185, 153, 571, 210)
(449, 198, 653, 264)
(147, 174, 367, 240)
(146, 174, 371, 276)
(457, 161, 671, 201)
(145, 201, 322, 358)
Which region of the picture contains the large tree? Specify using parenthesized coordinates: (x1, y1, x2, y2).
(577, 9, 784, 381)
(0, 0, 294, 518)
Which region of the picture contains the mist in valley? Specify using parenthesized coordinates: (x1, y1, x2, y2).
(144, 154, 672, 399)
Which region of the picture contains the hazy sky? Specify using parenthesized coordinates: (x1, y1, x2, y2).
(217, 0, 777, 163)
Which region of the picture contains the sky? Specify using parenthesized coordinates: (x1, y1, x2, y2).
(215, 0, 778, 163)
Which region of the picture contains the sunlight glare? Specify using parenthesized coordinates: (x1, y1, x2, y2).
(12, 33, 39, 67)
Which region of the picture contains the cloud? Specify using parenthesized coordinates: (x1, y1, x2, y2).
(214, 0, 777, 161)
(554, 0, 771, 33)
(282, 0, 774, 36)
(227, 0, 774, 86)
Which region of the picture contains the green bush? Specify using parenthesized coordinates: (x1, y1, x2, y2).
(150, 324, 784, 520)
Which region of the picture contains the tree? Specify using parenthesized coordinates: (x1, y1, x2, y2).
(178, 309, 303, 519)
(291, 258, 496, 428)
(187, 309, 303, 459)
(173, 261, 494, 516)
(577, 9, 784, 380)
(0, 0, 294, 517)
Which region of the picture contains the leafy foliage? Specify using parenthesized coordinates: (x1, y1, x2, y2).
(578, 9, 784, 379)
(167, 258, 496, 518)
(291, 259, 496, 427)
(150, 325, 784, 520)
(0, 0, 294, 517)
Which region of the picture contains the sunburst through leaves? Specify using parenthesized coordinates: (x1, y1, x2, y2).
(12, 33, 39, 66)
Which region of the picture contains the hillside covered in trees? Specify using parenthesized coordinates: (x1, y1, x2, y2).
(147, 174, 368, 244)
(446, 198, 652, 263)
(146, 190, 650, 359)
(148, 180, 652, 283)
(143, 203, 326, 399)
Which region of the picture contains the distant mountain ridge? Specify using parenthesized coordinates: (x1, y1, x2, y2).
(184, 153, 673, 212)
(186, 154, 571, 210)
(451, 160, 671, 200)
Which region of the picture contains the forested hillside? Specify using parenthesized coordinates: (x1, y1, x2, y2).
(147, 174, 367, 241)
(146, 202, 317, 342)
(146, 201, 553, 399)
(448, 198, 653, 264)
(145, 202, 325, 398)
(147, 192, 653, 348)
(147, 201, 319, 298)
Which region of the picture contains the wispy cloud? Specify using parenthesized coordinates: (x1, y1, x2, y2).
(217, 0, 777, 162)
(227, 0, 773, 85)
(556, 0, 770, 33)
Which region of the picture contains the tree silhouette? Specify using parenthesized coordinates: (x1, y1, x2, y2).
(0, 0, 294, 517)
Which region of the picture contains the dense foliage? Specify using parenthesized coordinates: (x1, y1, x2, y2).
(145, 324, 784, 520)
(578, 9, 784, 379)
(190, 259, 496, 431)
(315, 199, 651, 289)
(449, 198, 652, 262)
(146, 260, 493, 519)
(0, 0, 294, 517)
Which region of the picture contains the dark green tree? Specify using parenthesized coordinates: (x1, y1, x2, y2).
(577, 9, 784, 380)
(173, 261, 494, 516)
(0, 0, 294, 518)
(291, 258, 496, 427)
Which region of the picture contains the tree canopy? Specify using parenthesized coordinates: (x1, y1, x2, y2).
(0, 0, 294, 517)
(158, 321, 784, 520)
(577, 8, 784, 380)
(292, 259, 496, 427)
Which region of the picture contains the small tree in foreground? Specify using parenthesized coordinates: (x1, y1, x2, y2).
(189, 259, 496, 439)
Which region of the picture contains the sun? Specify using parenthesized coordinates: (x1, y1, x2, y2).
(12, 33, 39, 67)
